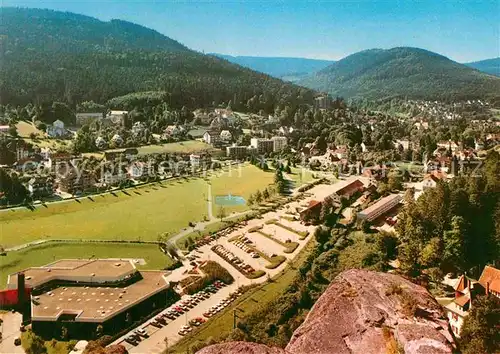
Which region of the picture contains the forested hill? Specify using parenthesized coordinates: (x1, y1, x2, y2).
(299, 47, 500, 101)
(464, 58, 500, 77)
(0, 8, 189, 53)
(211, 54, 334, 81)
(0, 8, 314, 111)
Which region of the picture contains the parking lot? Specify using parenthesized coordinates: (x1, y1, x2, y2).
(111, 180, 350, 353)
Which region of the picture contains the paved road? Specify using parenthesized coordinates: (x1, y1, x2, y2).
(0, 312, 24, 354)
(206, 182, 214, 221)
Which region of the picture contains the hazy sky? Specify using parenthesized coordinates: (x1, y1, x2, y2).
(2, 0, 499, 62)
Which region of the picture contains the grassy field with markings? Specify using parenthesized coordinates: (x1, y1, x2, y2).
(0, 165, 274, 248)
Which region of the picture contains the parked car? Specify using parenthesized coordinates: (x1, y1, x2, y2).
(151, 320, 162, 328)
(135, 328, 148, 337)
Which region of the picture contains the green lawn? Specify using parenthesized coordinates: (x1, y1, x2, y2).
(0, 165, 274, 248)
(0, 242, 173, 289)
(16, 121, 44, 137)
(209, 164, 275, 214)
(171, 239, 315, 353)
(0, 178, 207, 248)
(85, 140, 218, 159)
(288, 167, 316, 185)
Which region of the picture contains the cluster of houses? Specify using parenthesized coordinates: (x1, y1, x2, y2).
(444, 265, 500, 338)
(76, 110, 127, 127)
(298, 177, 402, 226)
(0, 138, 214, 199)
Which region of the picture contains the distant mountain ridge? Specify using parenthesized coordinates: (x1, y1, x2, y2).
(299, 47, 500, 101)
(464, 58, 500, 77)
(212, 54, 334, 81)
(0, 7, 314, 109)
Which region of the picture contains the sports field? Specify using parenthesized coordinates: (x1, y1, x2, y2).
(108, 140, 215, 156)
(0, 165, 274, 248)
(0, 242, 173, 289)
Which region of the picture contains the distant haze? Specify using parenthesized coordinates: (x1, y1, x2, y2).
(464, 58, 500, 77)
(212, 54, 334, 81)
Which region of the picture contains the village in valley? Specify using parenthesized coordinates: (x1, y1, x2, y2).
(1, 3, 500, 354)
(1, 93, 499, 354)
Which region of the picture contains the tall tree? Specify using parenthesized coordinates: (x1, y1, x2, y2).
(460, 295, 500, 354)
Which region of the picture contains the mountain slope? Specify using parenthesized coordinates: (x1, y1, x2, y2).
(0, 8, 314, 109)
(300, 47, 500, 101)
(212, 54, 334, 81)
(464, 58, 500, 77)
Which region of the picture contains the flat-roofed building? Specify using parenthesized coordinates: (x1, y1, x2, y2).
(271, 136, 287, 152)
(6, 259, 174, 340)
(250, 138, 274, 154)
(357, 194, 402, 222)
(226, 145, 248, 159)
(76, 113, 104, 126)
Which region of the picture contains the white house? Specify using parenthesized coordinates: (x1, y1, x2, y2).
(422, 170, 447, 190)
(0, 125, 10, 134)
(111, 134, 123, 146)
(271, 136, 287, 152)
(95, 137, 107, 149)
(106, 110, 127, 126)
(101, 171, 128, 186)
(131, 122, 146, 136)
(437, 140, 459, 151)
(203, 130, 221, 145)
(128, 161, 147, 179)
(394, 139, 410, 151)
(220, 130, 232, 142)
(278, 126, 294, 135)
(46, 120, 66, 138)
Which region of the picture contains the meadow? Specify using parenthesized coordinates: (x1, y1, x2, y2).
(0, 165, 274, 248)
(102, 140, 215, 156)
(0, 242, 173, 289)
(209, 164, 275, 214)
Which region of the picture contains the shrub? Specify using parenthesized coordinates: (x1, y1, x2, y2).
(385, 283, 403, 296)
(247, 270, 266, 279)
(165, 260, 182, 271)
(265, 255, 286, 269)
(183, 261, 234, 294)
(248, 225, 263, 233)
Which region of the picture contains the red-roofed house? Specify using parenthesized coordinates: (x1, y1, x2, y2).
(299, 200, 322, 222)
(422, 171, 447, 190)
(478, 265, 500, 299)
(444, 275, 480, 337)
(333, 179, 365, 202)
(443, 267, 498, 338)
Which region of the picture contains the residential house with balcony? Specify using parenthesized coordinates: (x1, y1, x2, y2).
(46, 120, 67, 138)
(250, 138, 274, 154)
(28, 177, 54, 199)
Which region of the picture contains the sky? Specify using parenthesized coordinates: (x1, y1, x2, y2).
(2, 0, 499, 62)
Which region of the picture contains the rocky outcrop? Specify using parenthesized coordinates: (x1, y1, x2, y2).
(286, 269, 454, 354)
(197, 341, 285, 354)
(197, 270, 455, 354)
